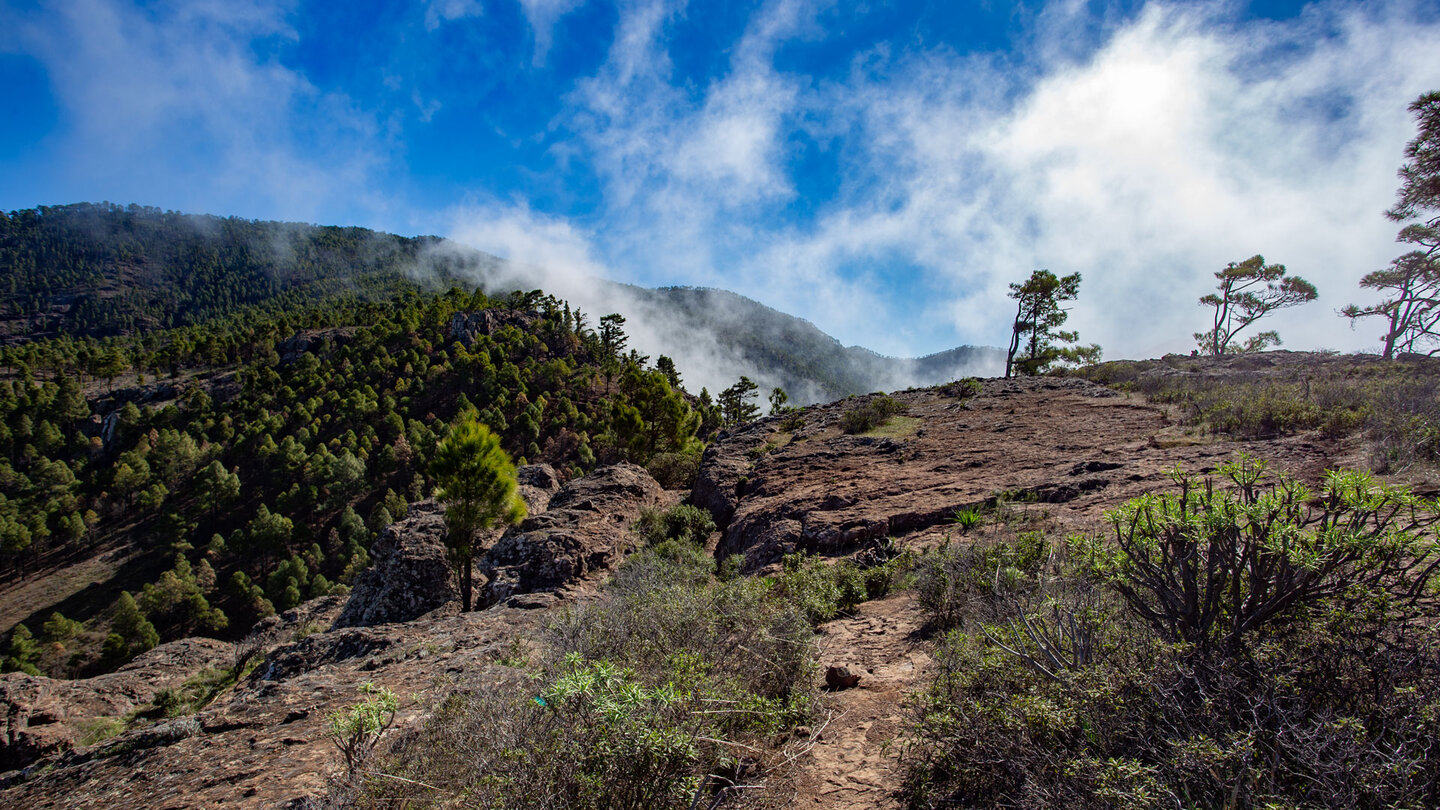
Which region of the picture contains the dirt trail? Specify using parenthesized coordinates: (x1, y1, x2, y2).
(792, 592, 931, 809)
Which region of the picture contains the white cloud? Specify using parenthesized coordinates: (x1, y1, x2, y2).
(445, 201, 611, 299)
(9, 0, 391, 227)
(425, 0, 482, 32)
(520, 0, 1440, 360)
(518, 0, 585, 66)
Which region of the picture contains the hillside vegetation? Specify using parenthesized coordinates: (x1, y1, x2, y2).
(1075, 351, 1440, 472)
(0, 284, 707, 676)
(1, 203, 1002, 403)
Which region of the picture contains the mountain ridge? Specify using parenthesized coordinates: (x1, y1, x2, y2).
(1, 202, 1001, 401)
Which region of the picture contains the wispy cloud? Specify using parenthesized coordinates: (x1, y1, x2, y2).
(518, 0, 585, 66)
(425, 0, 483, 33)
(8, 0, 1440, 367)
(6, 0, 393, 226)
(487, 0, 1440, 358)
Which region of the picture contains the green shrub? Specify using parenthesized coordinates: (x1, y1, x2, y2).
(612, 538, 715, 591)
(902, 456, 1440, 809)
(774, 552, 856, 624)
(839, 395, 905, 434)
(913, 533, 1050, 631)
(351, 547, 817, 809)
(939, 378, 983, 399)
(633, 503, 716, 548)
(1071, 454, 1440, 654)
(716, 553, 744, 582)
(646, 449, 702, 489)
(327, 682, 399, 777)
(949, 506, 982, 534)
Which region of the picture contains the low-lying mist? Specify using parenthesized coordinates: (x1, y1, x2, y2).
(410, 238, 1003, 405)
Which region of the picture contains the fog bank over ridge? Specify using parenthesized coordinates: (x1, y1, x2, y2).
(414, 237, 1003, 405)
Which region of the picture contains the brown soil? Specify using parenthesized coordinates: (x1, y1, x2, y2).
(793, 593, 931, 809)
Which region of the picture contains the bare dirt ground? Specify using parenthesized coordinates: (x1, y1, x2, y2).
(793, 592, 931, 810)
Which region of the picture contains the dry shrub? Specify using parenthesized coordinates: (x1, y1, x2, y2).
(1078, 355, 1440, 471)
(342, 533, 819, 810)
(839, 395, 905, 434)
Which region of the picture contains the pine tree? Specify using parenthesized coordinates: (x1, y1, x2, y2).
(430, 417, 526, 611)
(1344, 92, 1440, 356)
(1005, 270, 1101, 377)
(1195, 256, 1317, 355)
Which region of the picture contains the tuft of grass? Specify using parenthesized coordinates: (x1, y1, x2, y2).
(75, 716, 127, 748)
(863, 415, 921, 439)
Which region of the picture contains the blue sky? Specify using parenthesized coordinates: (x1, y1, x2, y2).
(3, 0, 1440, 362)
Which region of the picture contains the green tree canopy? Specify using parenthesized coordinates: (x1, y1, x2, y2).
(1344, 91, 1440, 357)
(1005, 270, 1100, 377)
(430, 416, 526, 611)
(718, 376, 760, 426)
(1195, 255, 1317, 356)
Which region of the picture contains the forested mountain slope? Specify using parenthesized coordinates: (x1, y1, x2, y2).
(1, 203, 1000, 401)
(0, 286, 709, 677)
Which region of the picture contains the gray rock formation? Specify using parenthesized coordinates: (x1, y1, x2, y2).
(478, 463, 665, 607)
(449, 310, 538, 347)
(333, 465, 562, 628)
(0, 637, 231, 771)
(332, 500, 456, 628)
(515, 463, 562, 515)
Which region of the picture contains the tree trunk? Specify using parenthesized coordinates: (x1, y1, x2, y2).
(1005, 300, 1023, 378)
(460, 555, 473, 612)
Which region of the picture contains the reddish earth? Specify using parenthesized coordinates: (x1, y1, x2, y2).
(1, 372, 1362, 808)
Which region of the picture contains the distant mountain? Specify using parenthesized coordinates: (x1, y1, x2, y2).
(0, 202, 466, 338)
(624, 286, 1002, 402)
(0, 202, 1001, 400)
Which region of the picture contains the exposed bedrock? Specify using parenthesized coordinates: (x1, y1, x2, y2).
(478, 462, 667, 607)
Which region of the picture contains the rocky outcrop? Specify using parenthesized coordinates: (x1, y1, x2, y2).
(1, 605, 547, 808)
(449, 310, 539, 347)
(277, 327, 357, 364)
(516, 463, 562, 514)
(334, 465, 563, 628)
(693, 377, 1332, 571)
(0, 637, 231, 771)
(478, 463, 665, 607)
(333, 501, 456, 628)
(691, 419, 777, 528)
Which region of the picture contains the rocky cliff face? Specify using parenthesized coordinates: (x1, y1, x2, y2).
(0, 374, 1351, 809)
(332, 500, 455, 629)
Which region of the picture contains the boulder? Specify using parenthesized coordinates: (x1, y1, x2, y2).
(478, 463, 665, 607)
(516, 463, 562, 515)
(332, 501, 457, 628)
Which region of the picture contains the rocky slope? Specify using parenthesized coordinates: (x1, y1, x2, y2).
(0, 372, 1359, 808)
